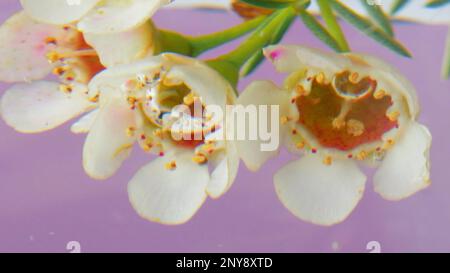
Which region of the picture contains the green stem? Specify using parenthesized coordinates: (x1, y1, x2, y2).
(189, 15, 267, 57)
(215, 7, 296, 69)
(157, 29, 192, 56)
(317, 0, 350, 52)
(206, 7, 296, 90)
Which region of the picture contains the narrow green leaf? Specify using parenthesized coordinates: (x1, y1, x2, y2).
(390, 0, 410, 15)
(317, 0, 350, 51)
(239, 0, 296, 9)
(299, 10, 343, 52)
(360, 0, 394, 36)
(442, 28, 450, 79)
(329, 0, 412, 58)
(241, 12, 295, 76)
(425, 0, 450, 8)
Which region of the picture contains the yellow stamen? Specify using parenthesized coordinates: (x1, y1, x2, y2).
(296, 141, 305, 149)
(126, 127, 136, 137)
(346, 119, 365, 137)
(349, 72, 359, 83)
(323, 156, 333, 166)
(59, 84, 73, 94)
(316, 72, 325, 84)
(387, 111, 400, 122)
(192, 154, 208, 165)
(164, 161, 177, 170)
(373, 89, 386, 99)
(356, 150, 368, 160)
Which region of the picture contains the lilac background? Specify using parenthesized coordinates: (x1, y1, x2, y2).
(1, 0, 450, 253)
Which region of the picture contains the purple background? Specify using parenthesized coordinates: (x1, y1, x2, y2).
(1, 0, 450, 253)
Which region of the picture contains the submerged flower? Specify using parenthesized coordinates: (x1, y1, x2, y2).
(0, 11, 102, 133)
(238, 44, 431, 226)
(20, 0, 171, 34)
(85, 53, 238, 224)
(0, 10, 158, 133)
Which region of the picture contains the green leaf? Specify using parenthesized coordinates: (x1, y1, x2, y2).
(317, 0, 350, 52)
(299, 10, 343, 52)
(442, 28, 450, 79)
(239, 0, 296, 9)
(328, 0, 412, 58)
(241, 11, 295, 76)
(360, 0, 394, 36)
(390, 0, 410, 15)
(425, 0, 450, 8)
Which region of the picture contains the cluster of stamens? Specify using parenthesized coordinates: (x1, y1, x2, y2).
(120, 69, 223, 170)
(282, 69, 401, 165)
(44, 25, 103, 96)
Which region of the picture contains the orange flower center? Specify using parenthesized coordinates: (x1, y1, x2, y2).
(295, 71, 398, 151)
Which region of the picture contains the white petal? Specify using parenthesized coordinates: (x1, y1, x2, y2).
(374, 122, 432, 201)
(83, 95, 136, 180)
(0, 12, 62, 82)
(128, 152, 210, 225)
(78, 0, 168, 34)
(20, 0, 100, 25)
(164, 55, 232, 107)
(71, 108, 99, 134)
(207, 142, 239, 199)
(235, 80, 290, 171)
(1, 81, 93, 133)
(274, 155, 366, 226)
(83, 21, 156, 67)
(263, 44, 346, 74)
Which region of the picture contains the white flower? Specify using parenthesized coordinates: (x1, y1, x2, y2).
(237, 44, 431, 226)
(0, 11, 101, 133)
(85, 53, 238, 224)
(20, 0, 170, 34)
(0, 11, 158, 133)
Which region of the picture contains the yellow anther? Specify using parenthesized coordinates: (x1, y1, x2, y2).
(387, 111, 400, 122)
(296, 141, 305, 149)
(183, 93, 195, 105)
(59, 84, 73, 94)
(164, 160, 177, 170)
(52, 66, 66, 76)
(127, 96, 137, 105)
(89, 94, 99, 103)
(373, 89, 387, 99)
(142, 143, 153, 152)
(153, 129, 163, 138)
(316, 72, 325, 84)
(44, 36, 57, 45)
(323, 156, 333, 166)
(192, 154, 208, 165)
(280, 116, 290, 125)
(346, 119, 365, 137)
(332, 118, 346, 130)
(46, 51, 61, 63)
(136, 74, 148, 87)
(349, 72, 359, 83)
(126, 127, 136, 137)
(356, 150, 368, 160)
(384, 138, 395, 148)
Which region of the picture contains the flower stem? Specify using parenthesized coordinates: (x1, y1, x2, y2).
(189, 15, 267, 57)
(206, 7, 296, 89)
(317, 0, 350, 52)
